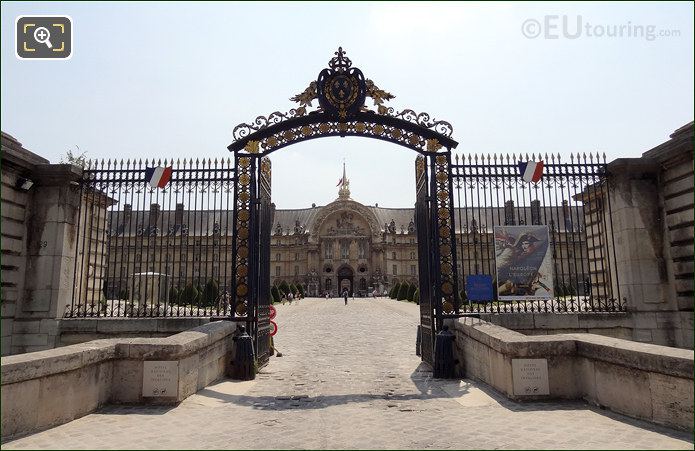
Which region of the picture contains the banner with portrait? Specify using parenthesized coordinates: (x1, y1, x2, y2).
(494, 225, 553, 300)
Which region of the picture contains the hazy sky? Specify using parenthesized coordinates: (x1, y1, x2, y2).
(2, 2, 693, 208)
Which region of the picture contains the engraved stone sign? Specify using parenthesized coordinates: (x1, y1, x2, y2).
(142, 361, 179, 397)
(512, 358, 549, 396)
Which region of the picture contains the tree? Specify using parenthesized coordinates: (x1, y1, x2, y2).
(297, 284, 305, 297)
(413, 288, 420, 305)
(182, 283, 198, 305)
(407, 284, 417, 302)
(271, 285, 281, 304)
(203, 278, 219, 306)
(169, 287, 179, 305)
(566, 283, 576, 297)
(397, 282, 409, 301)
(195, 282, 204, 305)
(60, 146, 88, 168)
(289, 283, 298, 295)
(279, 280, 290, 296)
(390, 282, 401, 299)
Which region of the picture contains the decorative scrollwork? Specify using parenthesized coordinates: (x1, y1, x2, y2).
(232, 109, 307, 141)
(230, 47, 456, 151)
(390, 109, 454, 137)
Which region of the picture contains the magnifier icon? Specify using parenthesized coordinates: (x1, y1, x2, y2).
(33, 27, 53, 49)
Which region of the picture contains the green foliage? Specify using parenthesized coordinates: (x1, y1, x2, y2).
(169, 287, 179, 305)
(390, 282, 401, 299)
(413, 288, 420, 304)
(279, 280, 290, 295)
(182, 283, 198, 304)
(566, 283, 576, 296)
(60, 147, 88, 168)
(195, 282, 204, 304)
(407, 284, 417, 302)
(397, 282, 409, 301)
(118, 289, 129, 300)
(289, 283, 298, 295)
(202, 278, 219, 306)
(297, 284, 305, 296)
(271, 285, 281, 304)
(460, 288, 467, 302)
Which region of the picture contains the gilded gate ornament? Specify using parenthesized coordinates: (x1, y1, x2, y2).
(229, 47, 456, 155)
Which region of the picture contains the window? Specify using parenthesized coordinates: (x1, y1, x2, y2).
(276, 253, 281, 261)
(276, 266, 281, 277)
(358, 241, 366, 259)
(392, 252, 396, 260)
(294, 266, 299, 276)
(393, 265, 397, 275)
(324, 241, 333, 259)
(410, 251, 415, 260)
(294, 253, 299, 261)
(340, 241, 349, 259)
(410, 265, 416, 275)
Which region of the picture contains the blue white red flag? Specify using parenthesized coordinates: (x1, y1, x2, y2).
(518, 161, 544, 183)
(144, 166, 173, 188)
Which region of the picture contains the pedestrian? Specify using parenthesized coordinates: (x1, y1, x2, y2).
(288, 291, 294, 305)
(281, 293, 287, 305)
(343, 288, 349, 306)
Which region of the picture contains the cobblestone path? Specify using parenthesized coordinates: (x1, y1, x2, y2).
(3, 298, 693, 449)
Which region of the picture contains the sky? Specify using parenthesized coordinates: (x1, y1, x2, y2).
(1, 1, 693, 208)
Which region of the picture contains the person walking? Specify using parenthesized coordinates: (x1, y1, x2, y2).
(288, 291, 294, 305)
(342, 288, 349, 306)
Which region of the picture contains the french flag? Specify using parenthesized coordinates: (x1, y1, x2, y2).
(144, 166, 173, 189)
(518, 161, 544, 183)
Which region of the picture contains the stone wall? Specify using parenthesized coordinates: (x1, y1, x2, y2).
(577, 122, 694, 349)
(57, 317, 213, 346)
(1, 133, 49, 356)
(0, 320, 236, 440)
(481, 311, 693, 349)
(451, 317, 694, 431)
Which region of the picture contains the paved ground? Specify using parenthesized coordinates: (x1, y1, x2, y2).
(3, 298, 693, 449)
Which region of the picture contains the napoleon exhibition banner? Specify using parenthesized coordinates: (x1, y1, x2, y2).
(494, 225, 554, 300)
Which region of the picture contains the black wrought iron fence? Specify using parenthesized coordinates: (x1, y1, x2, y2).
(67, 158, 236, 317)
(451, 152, 624, 313)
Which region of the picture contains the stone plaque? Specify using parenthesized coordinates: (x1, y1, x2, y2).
(142, 361, 179, 397)
(512, 358, 549, 396)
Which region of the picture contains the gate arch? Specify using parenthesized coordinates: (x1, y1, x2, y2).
(228, 47, 460, 366)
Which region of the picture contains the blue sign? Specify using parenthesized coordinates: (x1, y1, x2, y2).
(466, 275, 493, 301)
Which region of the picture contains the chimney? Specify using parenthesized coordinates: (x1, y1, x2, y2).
(175, 203, 184, 224)
(530, 200, 541, 225)
(504, 200, 516, 225)
(149, 203, 160, 226)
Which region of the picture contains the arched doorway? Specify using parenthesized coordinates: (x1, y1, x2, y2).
(227, 47, 459, 366)
(337, 265, 354, 296)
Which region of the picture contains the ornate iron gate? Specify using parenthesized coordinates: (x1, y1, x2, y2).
(255, 157, 273, 365)
(414, 156, 435, 364)
(229, 47, 459, 370)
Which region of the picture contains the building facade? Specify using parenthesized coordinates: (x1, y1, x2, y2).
(101, 163, 591, 300)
